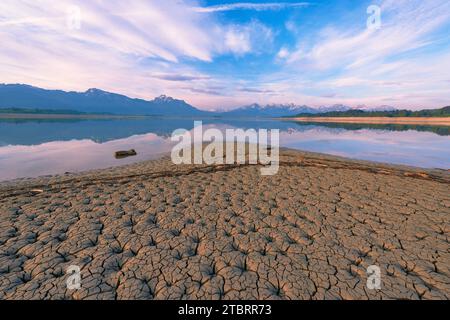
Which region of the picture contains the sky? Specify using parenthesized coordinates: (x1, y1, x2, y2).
(1, 0, 450, 110)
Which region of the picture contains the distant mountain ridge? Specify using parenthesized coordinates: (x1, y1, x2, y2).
(0, 84, 207, 116)
(218, 103, 318, 117)
(0, 84, 402, 117)
(219, 103, 397, 117)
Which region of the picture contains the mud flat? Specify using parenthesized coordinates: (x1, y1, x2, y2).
(0, 149, 449, 300)
(288, 117, 450, 126)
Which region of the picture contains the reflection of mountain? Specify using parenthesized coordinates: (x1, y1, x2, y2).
(0, 118, 195, 145)
(288, 121, 450, 136)
(0, 117, 448, 146)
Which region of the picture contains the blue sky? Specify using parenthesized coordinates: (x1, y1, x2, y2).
(1, 0, 450, 110)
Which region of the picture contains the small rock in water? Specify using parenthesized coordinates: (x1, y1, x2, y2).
(30, 189, 44, 195)
(115, 149, 137, 159)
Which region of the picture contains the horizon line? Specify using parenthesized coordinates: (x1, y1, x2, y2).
(1, 83, 448, 112)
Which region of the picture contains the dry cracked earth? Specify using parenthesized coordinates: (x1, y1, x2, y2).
(0, 150, 449, 300)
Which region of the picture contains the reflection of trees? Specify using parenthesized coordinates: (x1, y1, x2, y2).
(0, 117, 448, 146)
(289, 121, 450, 136)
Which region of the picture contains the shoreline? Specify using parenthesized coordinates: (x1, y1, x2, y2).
(0, 113, 162, 120)
(285, 117, 450, 126)
(1, 148, 449, 188)
(3, 112, 449, 126)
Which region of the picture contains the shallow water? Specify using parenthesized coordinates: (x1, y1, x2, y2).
(0, 117, 449, 181)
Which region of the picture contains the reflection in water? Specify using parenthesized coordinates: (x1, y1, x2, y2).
(292, 121, 450, 136)
(0, 117, 449, 181)
(0, 117, 448, 146)
(0, 133, 175, 181)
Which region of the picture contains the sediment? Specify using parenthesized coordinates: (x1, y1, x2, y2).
(0, 149, 449, 300)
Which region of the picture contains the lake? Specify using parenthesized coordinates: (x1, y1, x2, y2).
(0, 117, 449, 181)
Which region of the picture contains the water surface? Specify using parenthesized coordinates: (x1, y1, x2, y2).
(0, 117, 449, 181)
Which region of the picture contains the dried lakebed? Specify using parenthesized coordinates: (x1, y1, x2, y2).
(0, 149, 449, 300)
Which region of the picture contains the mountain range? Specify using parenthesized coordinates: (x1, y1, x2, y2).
(0, 84, 205, 116)
(0, 84, 397, 117)
(219, 103, 396, 117)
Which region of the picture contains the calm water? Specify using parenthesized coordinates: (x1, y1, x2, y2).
(0, 117, 449, 181)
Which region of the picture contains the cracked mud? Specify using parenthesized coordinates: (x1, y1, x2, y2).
(0, 150, 449, 300)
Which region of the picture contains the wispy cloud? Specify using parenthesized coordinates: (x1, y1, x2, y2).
(152, 74, 210, 82)
(186, 88, 224, 96)
(194, 2, 310, 13)
(279, 0, 450, 71)
(225, 20, 274, 55)
(274, 0, 450, 108)
(0, 0, 275, 107)
(238, 87, 276, 94)
(0, 0, 449, 110)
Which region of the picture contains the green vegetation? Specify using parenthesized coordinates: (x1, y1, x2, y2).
(290, 106, 450, 118)
(0, 108, 115, 115)
(0, 108, 87, 115)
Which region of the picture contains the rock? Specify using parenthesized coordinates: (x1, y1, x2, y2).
(30, 189, 44, 195)
(114, 149, 137, 159)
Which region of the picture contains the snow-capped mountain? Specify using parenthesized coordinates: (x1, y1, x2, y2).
(0, 84, 398, 117)
(221, 103, 398, 117)
(358, 105, 397, 112)
(220, 103, 318, 117)
(0, 84, 208, 116)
